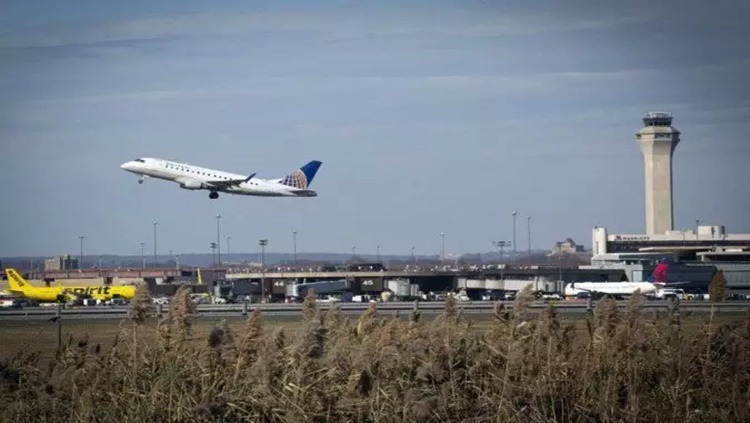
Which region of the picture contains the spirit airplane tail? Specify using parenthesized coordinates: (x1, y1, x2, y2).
(5, 268, 31, 294)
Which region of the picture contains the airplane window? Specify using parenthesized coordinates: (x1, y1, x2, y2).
(135, 159, 145, 163)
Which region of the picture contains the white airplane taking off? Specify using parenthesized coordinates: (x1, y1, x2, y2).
(120, 158, 322, 199)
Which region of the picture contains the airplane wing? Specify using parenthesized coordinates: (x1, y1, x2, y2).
(204, 173, 256, 188)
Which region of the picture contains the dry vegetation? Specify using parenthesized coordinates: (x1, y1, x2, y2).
(1, 284, 749, 423)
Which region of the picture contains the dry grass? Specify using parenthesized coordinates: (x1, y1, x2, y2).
(1, 286, 749, 422)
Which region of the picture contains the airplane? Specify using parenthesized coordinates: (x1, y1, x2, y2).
(120, 157, 322, 199)
(563, 257, 688, 299)
(3, 268, 136, 303)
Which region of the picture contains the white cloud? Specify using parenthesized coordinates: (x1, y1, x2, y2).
(0, 7, 654, 49)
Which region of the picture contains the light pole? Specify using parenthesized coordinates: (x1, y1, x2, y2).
(492, 241, 510, 262)
(410, 246, 415, 264)
(527, 215, 532, 261)
(292, 230, 298, 265)
(511, 211, 517, 264)
(351, 245, 356, 259)
(377, 244, 381, 263)
(216, 214, 222, 267)
(169, 250, 174, 266)
(259, 239, 268, 300)
(225, 235, 231, 260)
(152, 221, 158, 268)
(78, 235, 85, 269)
(140, 242, 146, 270)
(440, 232, 445, 266)
(210, 242, 217, 270)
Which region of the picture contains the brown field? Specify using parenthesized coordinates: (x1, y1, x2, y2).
(1, 286, 749, 422)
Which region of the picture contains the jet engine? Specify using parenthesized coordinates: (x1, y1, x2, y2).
(179, 180, 205, 190)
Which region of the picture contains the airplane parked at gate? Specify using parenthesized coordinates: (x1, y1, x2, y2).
(120, 157, 322, 199)
(3, 268, 136, 303)
(563, 257, 688, 299)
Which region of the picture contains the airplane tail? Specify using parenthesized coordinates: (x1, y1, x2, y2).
(279, 160, 322, 190)
(647, 257, 672, 286)
(5, 268, 31, 293)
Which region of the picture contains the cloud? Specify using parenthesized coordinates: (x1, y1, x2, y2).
(0, 6, 654, 50)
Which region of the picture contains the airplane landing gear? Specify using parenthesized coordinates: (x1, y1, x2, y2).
(209, 191, 219, 199)
(138, 175, 149, 184)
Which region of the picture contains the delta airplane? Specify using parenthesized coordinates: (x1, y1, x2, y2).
(563, 258, 688, 299)
(120, 157, 322, 199)
(4, 268, 136, 303)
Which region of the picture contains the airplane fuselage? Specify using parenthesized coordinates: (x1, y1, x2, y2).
(21, 285, 136, 303)
(564, 281, 660, 298)
(5, 268, 136, 302)
(120, 158, 320, 199)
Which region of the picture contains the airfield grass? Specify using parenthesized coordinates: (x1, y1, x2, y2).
(0, 303, 732, 359)
(1, 286, 749, 422)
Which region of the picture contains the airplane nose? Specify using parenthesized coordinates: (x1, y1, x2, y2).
(120, 162, 131, 170)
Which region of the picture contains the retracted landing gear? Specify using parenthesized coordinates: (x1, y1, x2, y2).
(209, 191, 219, 199)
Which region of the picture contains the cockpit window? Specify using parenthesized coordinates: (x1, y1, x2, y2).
(134, 158, 145, 163)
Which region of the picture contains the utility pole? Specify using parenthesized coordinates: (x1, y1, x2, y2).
(511, 211, 517, 265)
(78, 235, 85, 269)
(440, 232, 445, 266)
(216, 214, 222, 267)
(152, 221, 158, 268)
(259, 239, 268, 300)
(292, 230, 298, 265)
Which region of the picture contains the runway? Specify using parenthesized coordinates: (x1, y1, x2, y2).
(1, 300, 748, 321)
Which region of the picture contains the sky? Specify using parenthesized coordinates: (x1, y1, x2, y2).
(1, 0, 749, 258)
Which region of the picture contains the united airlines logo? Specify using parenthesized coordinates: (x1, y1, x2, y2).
(281, 169, 308, 189)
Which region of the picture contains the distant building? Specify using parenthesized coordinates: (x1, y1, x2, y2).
(549, 238, 586, 256)
(44, 254, 79, 271)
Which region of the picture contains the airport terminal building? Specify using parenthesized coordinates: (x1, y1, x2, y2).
(591, 226, 750, 294)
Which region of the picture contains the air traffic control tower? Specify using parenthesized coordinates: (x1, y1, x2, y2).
(637, 112, 681, 235)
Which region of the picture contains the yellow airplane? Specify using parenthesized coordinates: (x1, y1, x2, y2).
(4, 268, 136, 303)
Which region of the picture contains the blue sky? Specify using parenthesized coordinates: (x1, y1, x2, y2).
(2, 0, 749, 258)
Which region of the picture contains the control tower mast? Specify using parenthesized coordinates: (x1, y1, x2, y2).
(636, 112, 680, 235)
